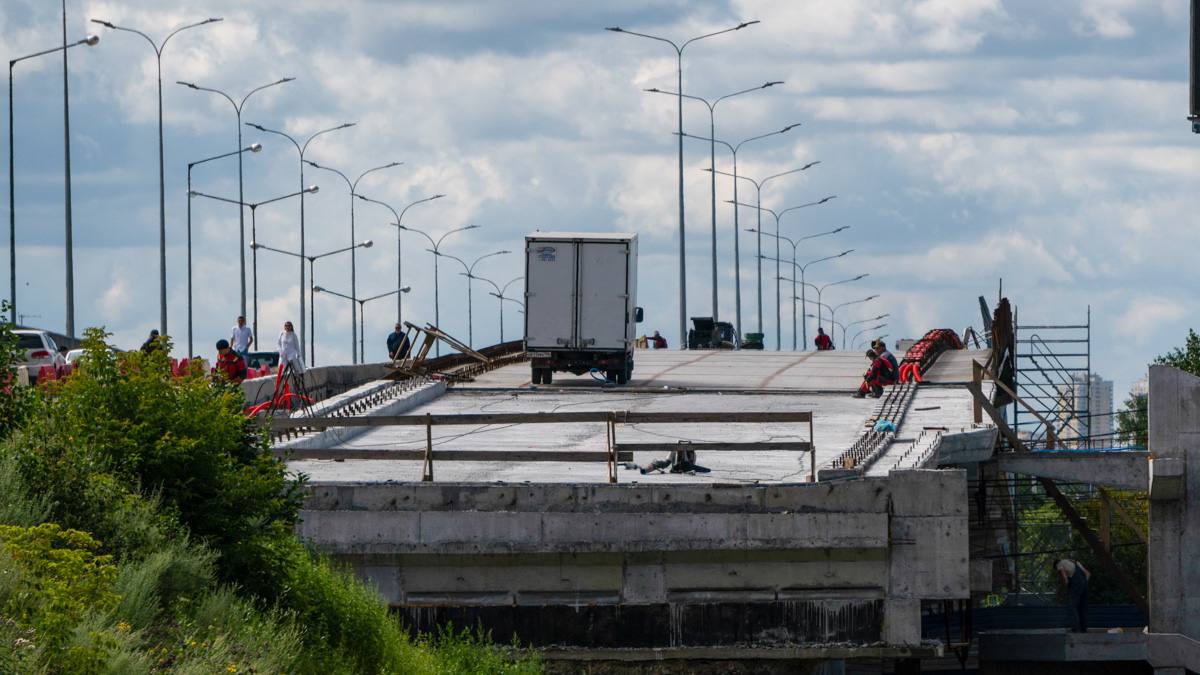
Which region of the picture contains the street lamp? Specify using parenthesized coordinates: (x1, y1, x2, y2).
(313, 285, 411, 363)
(399, 223, 479, 356)
(607, 19, 759, 349)
(441, 250, 510, 348)
(749, 228, 849, 350)
(251, 239, 371, 366)
(177, 76, 295, 316)
(829, 294, 880, 348)
(478, 275, 524, 343)
(93, 16, 221, 336)
(245, 120, 354, 358)
(711, 165, 823, 340)
(794, 274, 869, 342)
(189, 186, 318, 342)
(8, 33, 100, 327)
(729, 196, 837, 350)
(303, 159, 403, 363)
(647, 81, 782, 324)
(186, 142, 262, 356)
(849, 323, 889, 352)
(682, 123, 800, 336)
(355, 192, 445, 327)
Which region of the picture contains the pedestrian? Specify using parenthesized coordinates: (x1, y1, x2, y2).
(814, 327, 834, 351)
(213, 339, 247, 383)
(1054, 558, 1090, 632)
(276, 321, 304, 373)
(230, 315, 254, 361)
(141, 329, 161, 354)
(853, 349, 896, 398)
(650, 330, 667, 349)
(387, 323, 411, 361)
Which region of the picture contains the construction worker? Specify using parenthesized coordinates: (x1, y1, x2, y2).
(814, 327, 834, 351)
(213, 339, 248, 383)
(854, 349, 896, 398)
(141, 329, 162, 354)
(387, 323, 411, 360)
(277, 321, 304, 373)
(1054, 558, 1090, 632)
(874, 339, 900, 380)
(650, 330, 668, 349)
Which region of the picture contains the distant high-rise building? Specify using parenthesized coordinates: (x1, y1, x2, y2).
(1055, 373, 1114, 448)
(1130, 375, 1149, 399)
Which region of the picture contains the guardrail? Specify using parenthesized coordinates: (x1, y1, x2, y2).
(271, 410, 815, 483)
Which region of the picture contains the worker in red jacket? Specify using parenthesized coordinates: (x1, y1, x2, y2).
(854, 349, 897, 398)
(814, 327, 834, 351)
(214, 339, 248, 383)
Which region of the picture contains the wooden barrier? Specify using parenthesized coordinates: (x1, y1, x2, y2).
(273, 410, 816, 484)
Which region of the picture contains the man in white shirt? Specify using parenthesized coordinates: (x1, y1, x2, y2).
(277, 321, 304, 373)
(1054, 558, 1090, 632)
(230, 315, 253, 360)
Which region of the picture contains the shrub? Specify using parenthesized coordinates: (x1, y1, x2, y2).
(0, 523, 119, 658)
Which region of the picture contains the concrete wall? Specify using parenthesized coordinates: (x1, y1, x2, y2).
(240, 362, 394, 407)
(298, 470, 968, 649)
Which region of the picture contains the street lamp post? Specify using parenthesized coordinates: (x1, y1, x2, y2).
(829, 295, 880, 349)
(647, 82, 781, 324)
(849, 322, 889, 351)
(796, 275, 869, 340)
(441, 250, 511, 348)
(729, 196, 837, 350)
(355, 192, 445, 327)
(303, 160, 403, 363)
(177, 76, 295, 316)
(245, 121, 354, 359)
(478, 275, 524, 343)
(607, 20, 759, 349)
(313, 286, 411, 363)
(92, 16, 221, 336)
(750, 228, 849, 350)
(251, 240, 372, 366)
(399, 224, 479, 356)
(711, 165, 823, 342)
(189, 187, 318, 342)
(8, 33, 99, 327)
(186, 142, 262, 356)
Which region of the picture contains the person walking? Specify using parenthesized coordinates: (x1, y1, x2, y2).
(230, 315, 254, 361)
(1054, 558, 1090, 632)
(277, 321, 304, 373)
(387, 323, 411, 361)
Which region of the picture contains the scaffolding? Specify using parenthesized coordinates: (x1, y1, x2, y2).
(1012, 306, 1091, 449)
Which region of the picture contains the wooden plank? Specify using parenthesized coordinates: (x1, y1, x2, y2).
(271, 410, 815, 431)
(614, 442, 812, 453)
(619, 411, 812, 424)
(277, 448, 634, 462)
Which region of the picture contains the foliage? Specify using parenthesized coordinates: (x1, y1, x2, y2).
(0, 523, 119, 663)
(1116, 393, 1148, 448)
(1154, 328, 1200, 376)
(0, 301, 39, 438)
(15, 327, 306, 588)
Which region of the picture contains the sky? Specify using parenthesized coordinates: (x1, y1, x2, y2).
(0, 0, 1194, 402)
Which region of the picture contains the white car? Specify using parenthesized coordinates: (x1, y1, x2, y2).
(64, 348, 87, 366)
(14, 329, 66, 370)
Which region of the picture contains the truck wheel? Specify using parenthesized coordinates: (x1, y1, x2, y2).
(531, 367, 542, 385)
(613, 368, 628, 385)
(543, 369, 553, 385)
(625, 361, 634, 384)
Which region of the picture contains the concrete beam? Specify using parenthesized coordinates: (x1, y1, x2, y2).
(996, 451, 1149, 491)
(979, 630, 1147, 663)
(1148, 632, 1200, 673)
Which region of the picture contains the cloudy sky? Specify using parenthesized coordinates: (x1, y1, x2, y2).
(0, 0, 1193, 402)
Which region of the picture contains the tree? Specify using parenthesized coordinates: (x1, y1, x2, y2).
(1114, 329, 1200, 451)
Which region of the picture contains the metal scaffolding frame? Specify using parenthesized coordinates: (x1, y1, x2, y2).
(1012, 305, 1091, 449)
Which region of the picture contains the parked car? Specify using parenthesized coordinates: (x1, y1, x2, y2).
(15, 329, 66, 370)
(64, 348, 87, 365)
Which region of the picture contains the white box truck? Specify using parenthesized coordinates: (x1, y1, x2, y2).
(524, 232, 641, 385)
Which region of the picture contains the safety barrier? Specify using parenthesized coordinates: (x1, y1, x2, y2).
(898, 328, 963, 383)
(271, 410, 816, 484)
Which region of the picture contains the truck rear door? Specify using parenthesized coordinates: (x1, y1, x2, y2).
(577, 240, 630, 351)
(525, 240, 577, 349)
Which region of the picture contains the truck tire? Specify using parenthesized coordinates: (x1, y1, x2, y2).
(543, 369, 553, 385)
(531, 367, 542, 385)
